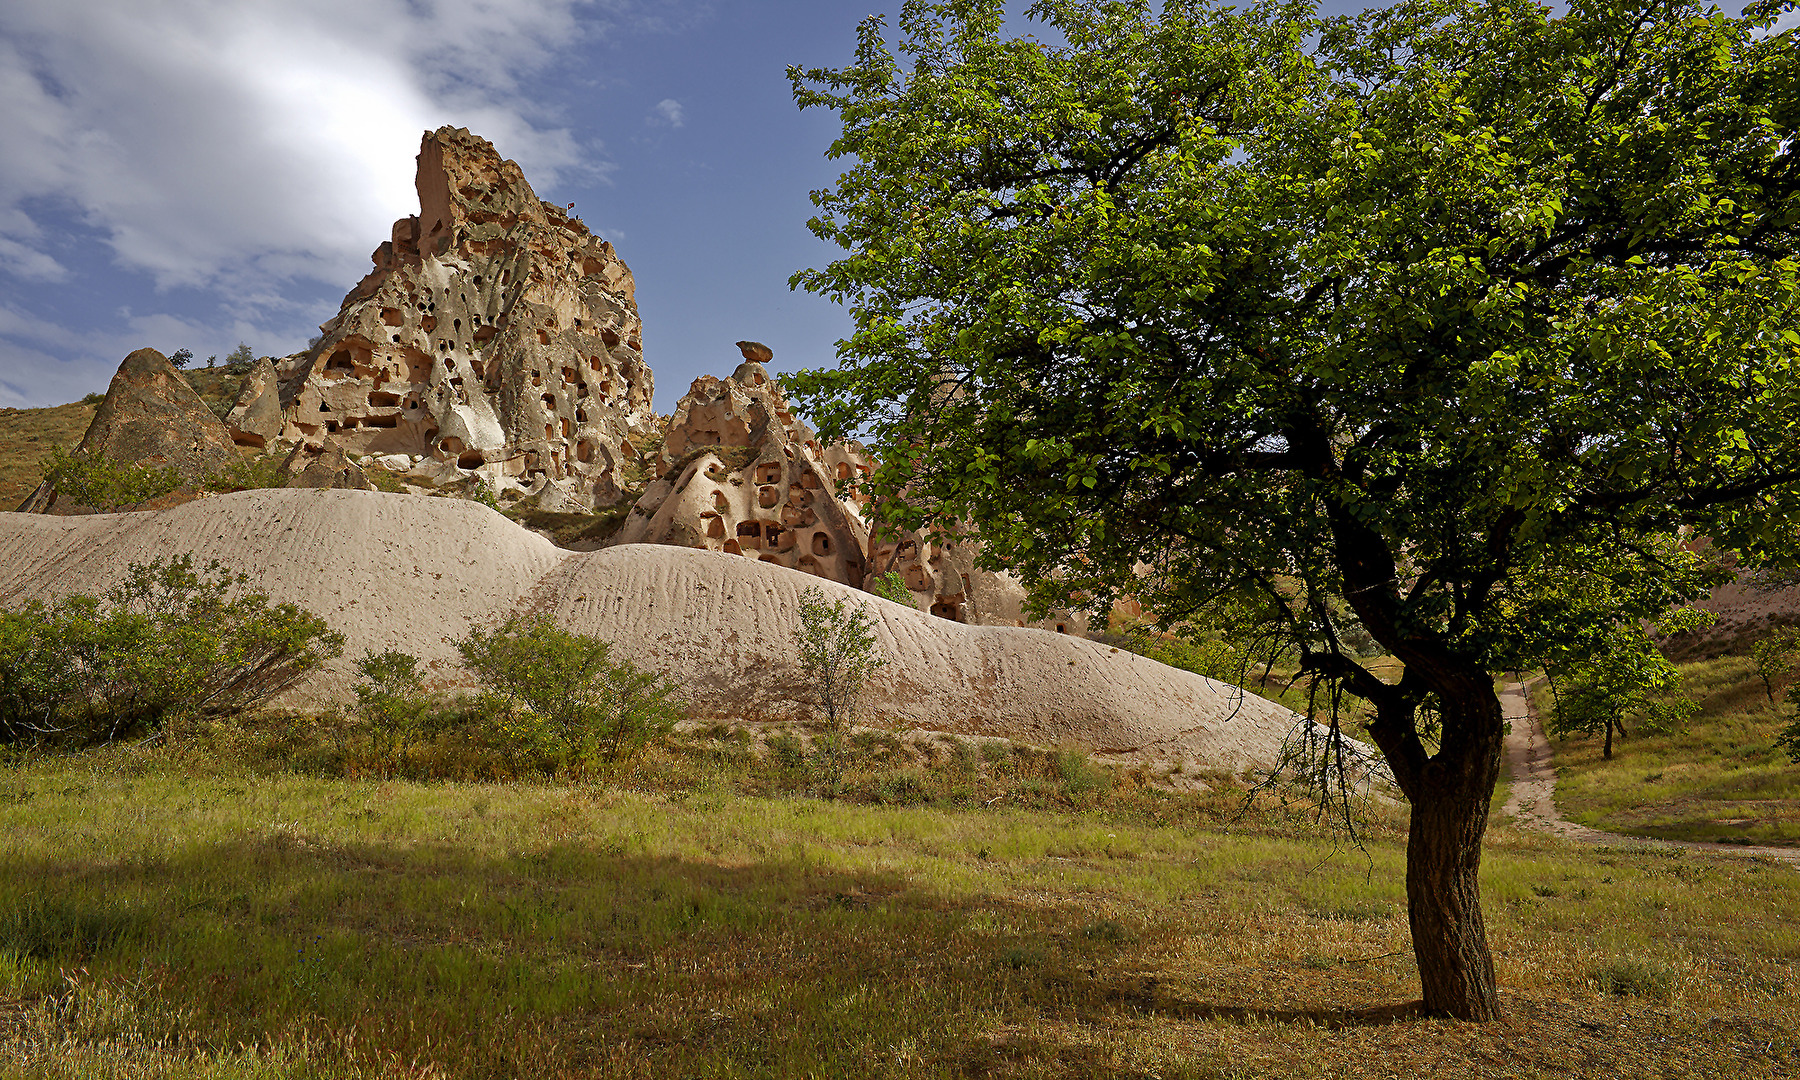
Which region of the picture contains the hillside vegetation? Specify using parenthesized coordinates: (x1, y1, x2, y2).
(1546, 649, 1800, 846)
(0, 367, 252, 512)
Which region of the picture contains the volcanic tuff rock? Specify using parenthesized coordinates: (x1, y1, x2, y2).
(272, 126, 654, 508)
(15, 347, 237, 514)
(282, 437, 373, 491)
(617, 342, 878, 586)
(0, 488, 1302, 768)
(616, 343, 1082, 631)
(224, 356, 284, 450)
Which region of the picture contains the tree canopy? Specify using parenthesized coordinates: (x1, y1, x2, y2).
(789, 0, 1800, 1019)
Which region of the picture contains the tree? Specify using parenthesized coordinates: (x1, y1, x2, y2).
(169, 348, 194, 369)
(1544, 621, 1702, 760)
(455, 616, 682, 768)
(866, 569, 916, 606)
(352, 649, 434, 775)
(794, 586, 889, 793)
(788, 0, 1800, 1019)
(1750, 627, 1800, 702)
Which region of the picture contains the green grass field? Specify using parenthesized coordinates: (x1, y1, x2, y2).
(1, 739, 1794, 1079)
(1543, 653, 1800, 846)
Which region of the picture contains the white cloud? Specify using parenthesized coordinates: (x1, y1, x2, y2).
(0, 299, 326, 409)
(0, 0, 618, 295)
(649, 97, 685, 128)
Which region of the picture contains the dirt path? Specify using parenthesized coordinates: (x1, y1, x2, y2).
(1499, 679, 1800, 864)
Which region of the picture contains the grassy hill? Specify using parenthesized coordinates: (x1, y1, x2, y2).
(1544, 649, 1800, 846)
(0, 364, 253, 511)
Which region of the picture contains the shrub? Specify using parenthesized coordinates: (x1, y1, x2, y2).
(206, 454, 290, 493)
(352, 650, 433, 775)
(455, 616, 682, 770)
(794, 586, 888, 794)
(866, 570, 913, 607)
(1053, 748, 1112, 798)
(0, 555, 344, 745)
(38, 446, 182, 511)
(1591, 957, 1676, 1000)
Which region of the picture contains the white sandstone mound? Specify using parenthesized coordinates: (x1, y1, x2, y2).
(0, 488, 1300, 769)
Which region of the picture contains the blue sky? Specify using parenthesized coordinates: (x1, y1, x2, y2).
(0, 0, 1792, 411)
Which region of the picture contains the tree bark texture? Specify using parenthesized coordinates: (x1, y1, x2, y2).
(1398, 684, 1506, 1021)
(1360, 664, 1508, 1020)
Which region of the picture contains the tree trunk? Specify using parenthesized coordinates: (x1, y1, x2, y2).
(1603, 718, 1614, 760)
(1380, 679, 1507, 1021)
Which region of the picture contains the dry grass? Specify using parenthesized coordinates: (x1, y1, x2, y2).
(0, 401, 96, 511)
(1543, 653, 1800, 846)
(0, 741, 1793, 1079)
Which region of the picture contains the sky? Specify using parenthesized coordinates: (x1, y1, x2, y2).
(0, 0, 1793, 412)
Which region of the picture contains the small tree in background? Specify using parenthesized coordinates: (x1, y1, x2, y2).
(1751, 629, 1800, 704)
(1545, 627, 1700, 761)
(169, 348, 194, 369)
(224, 343, 255, 375)
(794, 586, 888, 794)
(353, 650, 433, 776)
(456, 616, 681, 770)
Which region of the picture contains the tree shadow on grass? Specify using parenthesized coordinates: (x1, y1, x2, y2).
(0, 832, 1428, 1076)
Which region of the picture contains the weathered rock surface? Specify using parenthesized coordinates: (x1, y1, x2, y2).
(272, 126, 654, 508)
(615, 342, 1086, 632)
(282, 437, 373, 490)
(224, 356, 284, 449)
(16, 348, 237, 513)
(616, 343, 877, 585)
(0, 488, 1300, 768)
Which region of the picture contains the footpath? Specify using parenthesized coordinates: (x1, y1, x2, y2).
(1498, 680, 1799, 865)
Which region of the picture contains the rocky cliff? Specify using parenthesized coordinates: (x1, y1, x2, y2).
(264, 126, 655, 509)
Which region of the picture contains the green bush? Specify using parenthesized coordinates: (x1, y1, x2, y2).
(0, 556, 344, 745)
(455, 616, 682, 770)
(795, 586, 888, 794)
(352, 650, 434, 776)
(866, 570, 913, 607)
(206, 454, 290, 493)
(38, 446, 182, 511)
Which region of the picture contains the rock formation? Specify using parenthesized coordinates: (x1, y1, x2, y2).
(223, 356, 284, 449)
(270, 126, 655, 508)
(16, 347, 237, 513)
(282, 437, 373, 490)
(615, 342, 1085, 632)
(615, 343, 877, 585)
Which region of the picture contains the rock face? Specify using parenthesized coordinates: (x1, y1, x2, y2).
(273, 126, 654, 507)
(16, 348, 237, 513)
(224, 357, 284, 449)
(615, 343, 1084, 632)
(282, 438, 373, 490)
(615, 343, 877, 585)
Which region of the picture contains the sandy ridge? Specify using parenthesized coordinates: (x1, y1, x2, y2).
(0, 488, 1303, 769)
